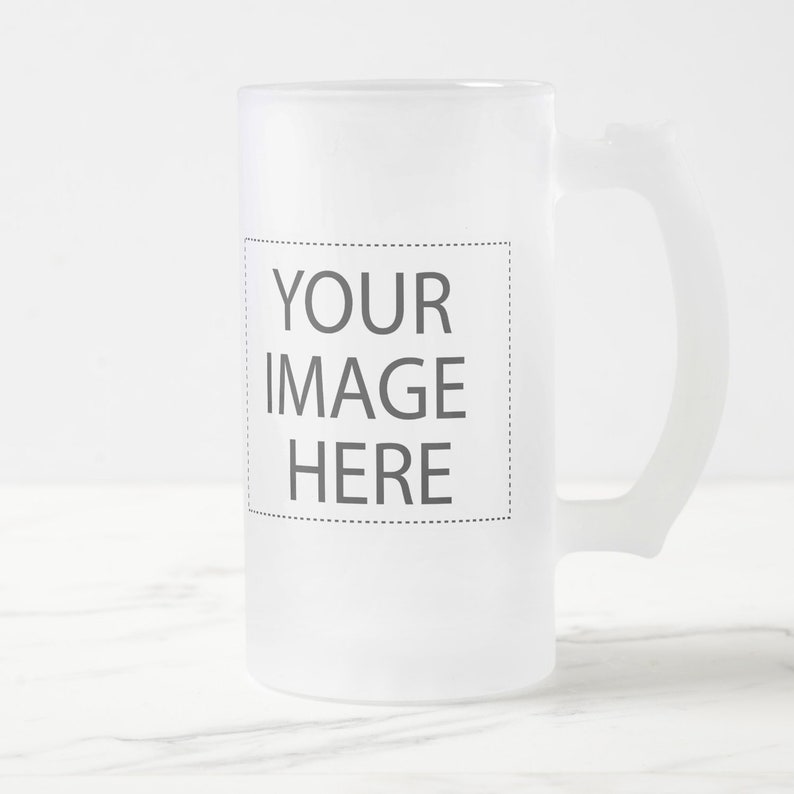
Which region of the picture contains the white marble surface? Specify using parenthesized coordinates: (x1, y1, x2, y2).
(1, 482, 792, 792)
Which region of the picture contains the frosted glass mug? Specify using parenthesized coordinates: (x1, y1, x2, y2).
(239, 80, 727, 703)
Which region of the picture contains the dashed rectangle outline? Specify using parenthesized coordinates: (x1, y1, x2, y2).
(244, 238, 512, 524)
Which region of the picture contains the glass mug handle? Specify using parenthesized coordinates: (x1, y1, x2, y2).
(554, 122, 729, 557)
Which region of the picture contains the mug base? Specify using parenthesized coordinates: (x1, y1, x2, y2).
(246, 660, 557, 706)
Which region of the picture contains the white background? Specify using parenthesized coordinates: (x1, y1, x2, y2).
(1, 0, 791, 483)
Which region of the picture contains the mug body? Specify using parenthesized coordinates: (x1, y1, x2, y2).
(240, 80, 556, 702)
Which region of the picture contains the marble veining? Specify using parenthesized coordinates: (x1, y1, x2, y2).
(0, 483, 792, 791)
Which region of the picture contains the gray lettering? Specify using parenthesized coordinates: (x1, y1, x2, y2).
(376, 443, 413, 504)
(273, 269, 304, 330)
(289, 439, 325, 502)
(416, 272, 451, 334)
(305, 271, 353, 333)
(421, 442, 452, 504)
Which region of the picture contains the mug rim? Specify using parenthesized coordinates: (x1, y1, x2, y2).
(238, 79, 555, 98)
